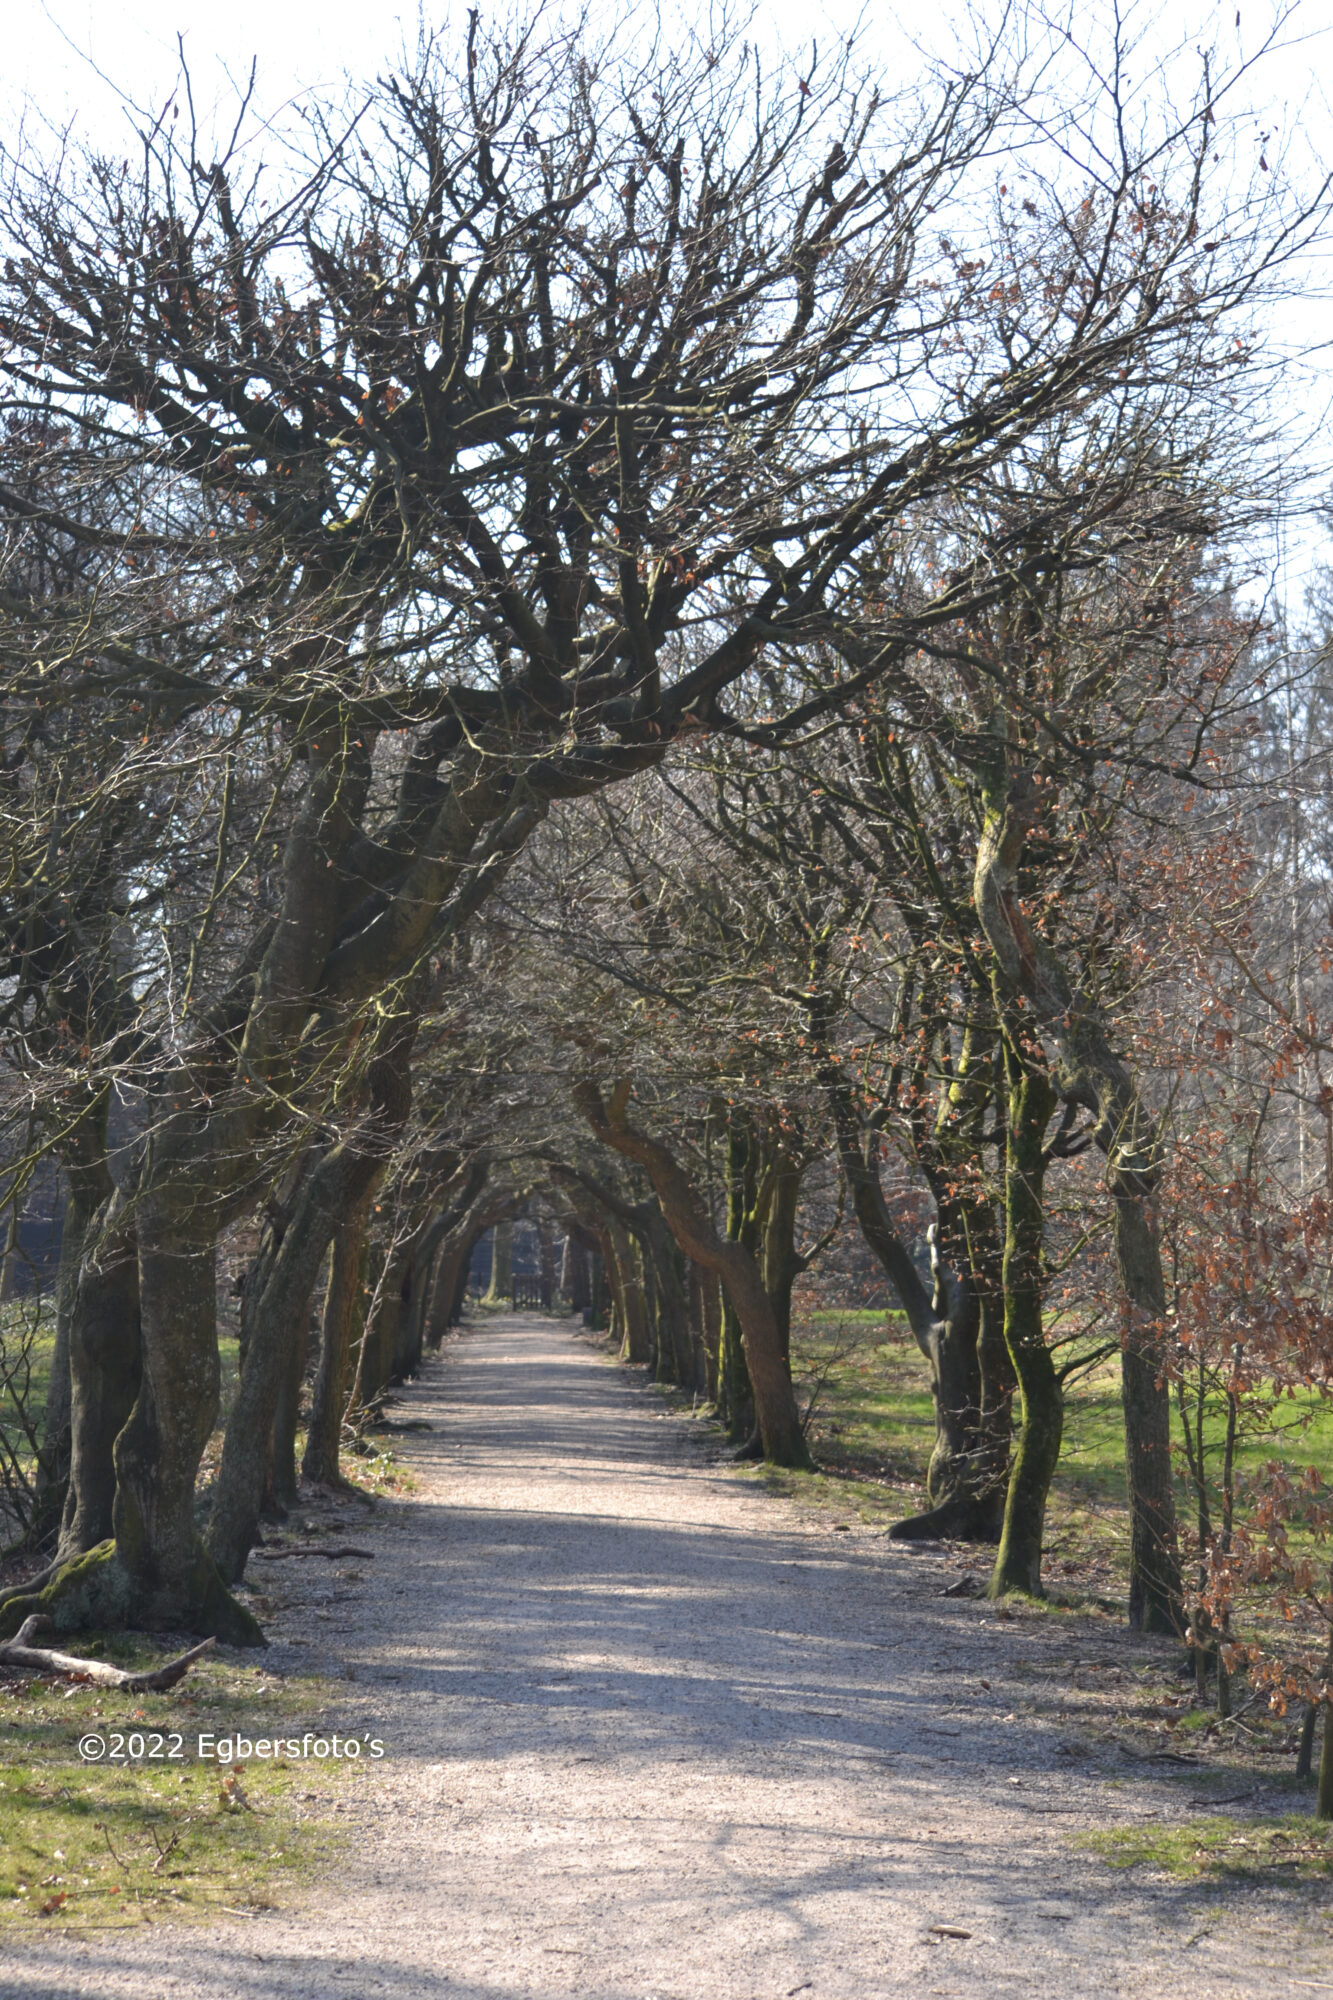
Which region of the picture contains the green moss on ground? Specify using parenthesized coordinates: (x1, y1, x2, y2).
(1080, 1814, 1333, 1883)
(0, 1640, 366, 1931)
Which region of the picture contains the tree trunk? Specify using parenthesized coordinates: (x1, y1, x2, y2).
(390, 1248, 421, 1379)
(537, 1220, 556, 1305)
(644, 1213, 692, 1387)
(823, 1063, 1006, 1540)
(450, 1237, 475, 1323)
(608, 1217, 651, 1363)
(694, 1260, 721, 1402)
(576, 1083, 808, 1468)
(101, 1192, 261, 1643)
(0, 1200, 19, 1304)
(28, 1187, 76, 1548)
(58, 1189, 141, 1559)
(561, 1233, 592, 1312)
(303, 1188, 373, 1487)
(989, 1057, 1061, 1599)
(209, 1148, 381, 1582)
(268, 1302, 310, 1514)
(1115, 1191, 1184, 1635)
(427, 1231, 473, 1344)
(482, 1219, 513, 1305)
(761, 1151, 805, 1366)
(718, 1121, 760, 1441)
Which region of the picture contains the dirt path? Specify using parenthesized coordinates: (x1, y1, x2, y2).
(5, 1314, 1328, 1998)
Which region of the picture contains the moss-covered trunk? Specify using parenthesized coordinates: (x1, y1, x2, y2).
(989, 1055, 1061, 1600)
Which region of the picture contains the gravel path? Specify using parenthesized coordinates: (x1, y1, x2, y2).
(5, 1313, 1328, 1998)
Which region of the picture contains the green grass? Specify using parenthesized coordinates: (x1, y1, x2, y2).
(0, 1295, 58, 1530)
(781, 1312, 1333, 1602)
(0, 1640, 366, 1931)
(1080, 1814, 1333, 1882)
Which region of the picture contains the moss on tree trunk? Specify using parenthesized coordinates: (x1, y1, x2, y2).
(989, 1054, 1061, 1600)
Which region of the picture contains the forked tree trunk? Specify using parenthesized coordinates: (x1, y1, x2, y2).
(974, 762, 1182, 1631)
(823, 1066, 1008, 1541)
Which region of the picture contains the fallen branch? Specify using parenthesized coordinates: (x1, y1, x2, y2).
(0, 1615, 216, 1690)
(250, 1544, 374, 1561)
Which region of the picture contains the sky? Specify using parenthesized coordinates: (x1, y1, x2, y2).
(5, 0, 1327, 146)
(3, 0, 1333, 605)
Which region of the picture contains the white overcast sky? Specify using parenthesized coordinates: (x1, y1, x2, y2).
(4, 0, 1333, 605)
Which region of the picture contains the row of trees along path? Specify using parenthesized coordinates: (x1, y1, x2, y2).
(1, 0, 1332, 1857)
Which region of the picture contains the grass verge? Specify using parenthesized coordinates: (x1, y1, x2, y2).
(1079, 1814, 1333, 1883)
(0, 1638, 367, 1931)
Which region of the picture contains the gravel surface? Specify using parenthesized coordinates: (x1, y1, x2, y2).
(5, 1312, 1329, 1998)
